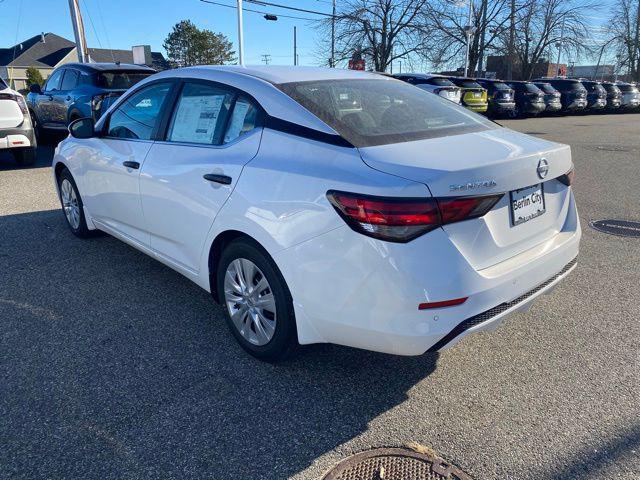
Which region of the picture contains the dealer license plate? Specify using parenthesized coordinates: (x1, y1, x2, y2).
(510, 184, 545, 226)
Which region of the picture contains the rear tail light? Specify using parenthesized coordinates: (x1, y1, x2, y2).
(0, 92, 28, 114)
(558, 168, 575, 187)
(326, 190, 503, 243)
(419, 297, 468, 310)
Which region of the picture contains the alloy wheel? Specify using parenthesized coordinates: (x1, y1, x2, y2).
(60, 179, 81, 230)
(224, 258, 277, 346)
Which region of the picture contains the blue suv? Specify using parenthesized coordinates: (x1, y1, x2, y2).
(27, 62, 155, 139)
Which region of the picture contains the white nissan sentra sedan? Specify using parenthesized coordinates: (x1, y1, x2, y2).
(53, 66, 580, 361)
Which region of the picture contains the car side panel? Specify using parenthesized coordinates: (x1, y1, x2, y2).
(195, 129, 431, 341)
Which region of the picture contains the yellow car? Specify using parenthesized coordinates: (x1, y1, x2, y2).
(447, 77, 488, 113)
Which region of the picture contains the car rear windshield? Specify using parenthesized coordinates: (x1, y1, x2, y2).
(520, 83, 542, 93)
(423, 77, 455, 87)
(603, 84, 621, 94)
(455, 79, 483, 89)
(536, 83, 557, 94)
(617, 83, 639, 93)
(278, 79, 495, 148)
(95, 70, 154, 90)
(552, 80, 585, 91)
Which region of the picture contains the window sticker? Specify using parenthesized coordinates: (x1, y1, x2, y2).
(170, 94, 225, 144)
(224, 100, 250, 143)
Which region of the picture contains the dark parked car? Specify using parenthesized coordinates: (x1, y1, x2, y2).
(27, 62, 156, 139)
(507, 81, 546, 117)
(476, 79, 515, 117)
(579, 80, 607, 111)
(601, 82, 622, 110)
(534, 82, 562, 113)
(532, 78, 587, 112)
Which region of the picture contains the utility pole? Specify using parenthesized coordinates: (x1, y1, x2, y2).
(294, 26, 297, 66)
(261, 54, 271, 65)
(478, 0, 487, 74)
(68, 0, 89, 63)
(555, 18, 565, 77)
(237, 0, 245, 66)
(330, 0, 336, 67)
(463, 1, 474, 77)
(507, 0, 515, 80)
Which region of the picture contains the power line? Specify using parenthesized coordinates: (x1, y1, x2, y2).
(244, 0, 334, 17)
(200, 0, 315, 21)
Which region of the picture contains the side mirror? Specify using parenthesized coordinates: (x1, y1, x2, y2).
(69, 117, 95, 139)
(29, 84, 42, 94)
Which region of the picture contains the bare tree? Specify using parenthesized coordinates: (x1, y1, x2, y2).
(423, 0, 515, 74)
(607, 0, 640, 80)
(502, 0, 595, 79)
(320, 0, 431, 72)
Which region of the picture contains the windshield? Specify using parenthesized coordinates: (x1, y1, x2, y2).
(456, 79, 483, 89)
(536, 83, 557, 94)
(278, 79, 495, 148)
(604, 84, 621, 94)
(0, 77, 7, 89)
(522, 83, 542, 93)
(95, 71, 154, 90)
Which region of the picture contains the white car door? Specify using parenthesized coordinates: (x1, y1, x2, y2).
(139, 81, 262, 274)
(82, 81, 175, 246)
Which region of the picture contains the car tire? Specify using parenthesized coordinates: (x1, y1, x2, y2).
(57, 168, 92, 238)
(13, 147, 37, 166)
(216, 238, 298, 362)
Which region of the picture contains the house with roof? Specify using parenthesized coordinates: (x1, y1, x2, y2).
(0, 33, 169, 90)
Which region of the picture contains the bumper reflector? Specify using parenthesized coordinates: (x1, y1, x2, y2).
(418, 297, 468, 310)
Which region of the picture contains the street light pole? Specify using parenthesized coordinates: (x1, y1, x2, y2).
(68, 0, 89, 63)
(237, 0, 245, 66)
(463, 1, 474, 77)
(555, 18, 565, 77)
(294, 26, 297, 66)
(331, 0, 336, 67)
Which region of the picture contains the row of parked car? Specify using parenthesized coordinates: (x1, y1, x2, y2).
(392, 73, 640, 118)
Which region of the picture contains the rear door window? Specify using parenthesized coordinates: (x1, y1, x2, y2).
(166, 82, 234, 145)
(223, 96, 260, 144)
(61, 70, 79, 90)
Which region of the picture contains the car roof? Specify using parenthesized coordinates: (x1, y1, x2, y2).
(195, 65, 386, 84)
(62, 62, 156, 73)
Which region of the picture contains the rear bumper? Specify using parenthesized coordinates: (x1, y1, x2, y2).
(545, 102, 562, 112)
(275, 189, 581, 356)
(523, 102, 546, 114)
(0, 121, 35, 149)
(465, 103, 488, 113)
(588, 99, 607, 109)
(489, 101, 516, 113)
(564, 99, 587, 111)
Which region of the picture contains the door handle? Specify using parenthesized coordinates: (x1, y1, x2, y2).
(47, 95, 53, 101)
(203, 173, 232, 185)
(66, 96, 72, 101)
(122, 161, 140, 169)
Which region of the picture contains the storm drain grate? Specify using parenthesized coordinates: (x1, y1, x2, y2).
(322, 447, 473, 480)
(590, 219, 640, 238)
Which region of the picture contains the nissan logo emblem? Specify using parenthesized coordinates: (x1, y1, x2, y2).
(537, 158, 549, 179)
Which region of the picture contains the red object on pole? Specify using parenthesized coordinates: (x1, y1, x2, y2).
(348, 59, 365, 71)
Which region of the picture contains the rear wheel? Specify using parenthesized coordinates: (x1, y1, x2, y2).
(13, 147, 37, 166)
(57, 168, 92, 238)
(217, 238, 298, 362)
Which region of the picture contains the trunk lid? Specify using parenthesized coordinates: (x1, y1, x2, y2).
(358, 127, 574, 269)
(0, 89, 24, 129)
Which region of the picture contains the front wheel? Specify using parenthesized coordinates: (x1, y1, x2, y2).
(57, 168, 92, 238)
(217, 239, 298, 362)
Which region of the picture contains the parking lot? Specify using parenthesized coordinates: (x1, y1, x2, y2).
(1, 114, 639, 479)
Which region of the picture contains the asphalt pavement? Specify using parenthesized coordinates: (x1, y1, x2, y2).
(1, 114, 639, 480)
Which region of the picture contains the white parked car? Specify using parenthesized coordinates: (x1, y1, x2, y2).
(53, 66, 580, 361)
(393, 73, 462, 104)
(616, 82, 640, 109)
(0, 77, 37, 165)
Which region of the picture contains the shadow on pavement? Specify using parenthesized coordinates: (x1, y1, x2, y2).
(0, 209, 440, 479)
(0, 145, 55, 171)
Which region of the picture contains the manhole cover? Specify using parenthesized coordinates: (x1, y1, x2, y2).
(590, 219, 640, 238)
(322, 447, 473, 480)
